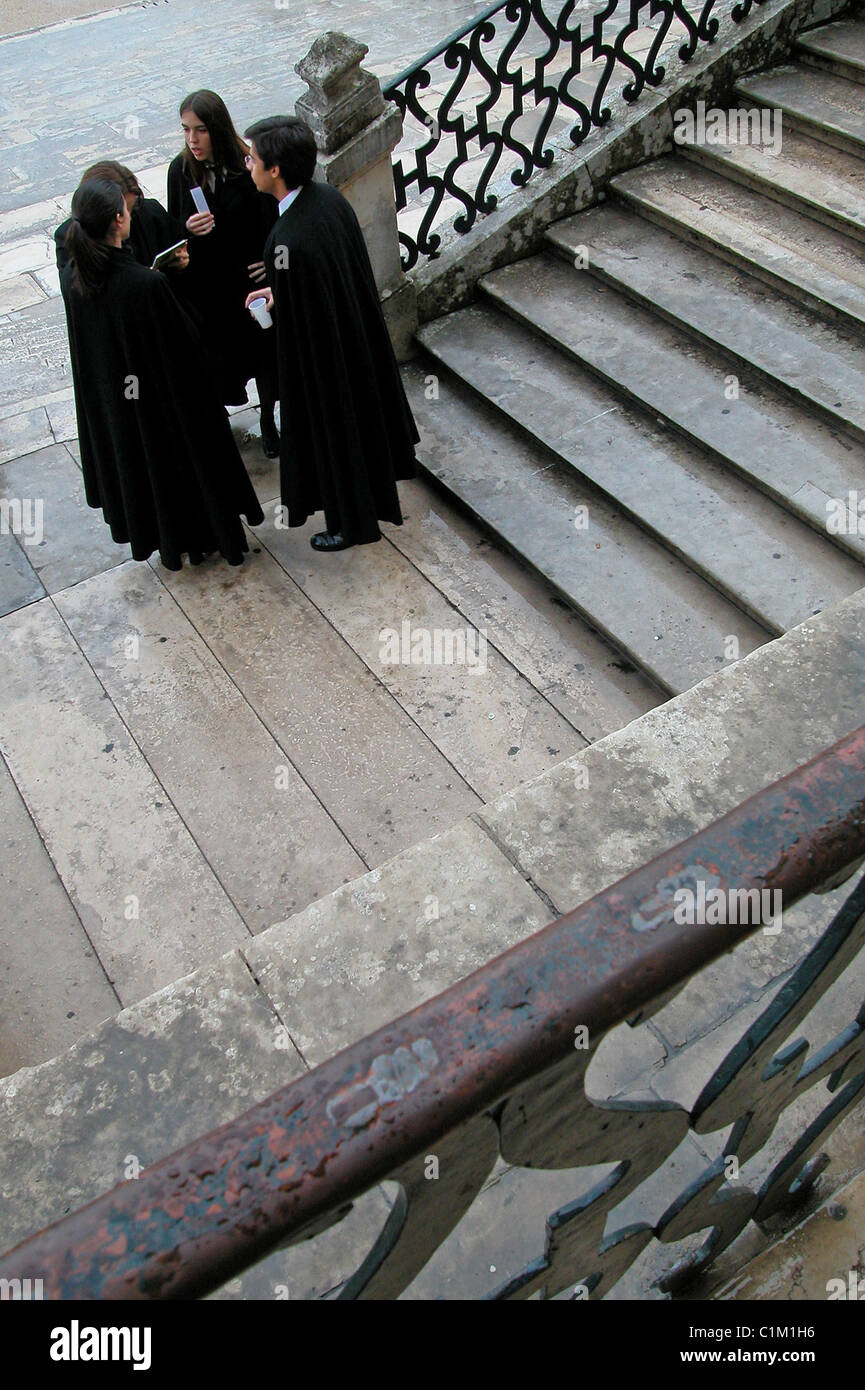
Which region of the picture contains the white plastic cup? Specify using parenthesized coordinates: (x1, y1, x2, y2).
(248, 297, 273, 329)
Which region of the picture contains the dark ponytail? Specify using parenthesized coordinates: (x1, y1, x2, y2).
(65, 178, 124, 294)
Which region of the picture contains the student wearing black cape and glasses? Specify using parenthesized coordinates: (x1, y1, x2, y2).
(167, 90, 279, 457)
(244, 117, 418, 553)
(60, 176, 264, 570)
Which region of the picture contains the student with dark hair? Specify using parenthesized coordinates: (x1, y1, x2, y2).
(55, 161, 187, 274)
(60, 176, 264, 570)
(167, 90, 279, 456)
(244, 117, 418, 553)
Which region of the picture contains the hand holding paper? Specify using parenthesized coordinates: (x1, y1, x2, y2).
(186, 211, 214, 236)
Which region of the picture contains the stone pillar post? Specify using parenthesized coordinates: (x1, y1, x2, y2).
(295, 31, 418, 362)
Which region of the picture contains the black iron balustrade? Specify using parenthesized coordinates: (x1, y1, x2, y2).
(1, 724, 864, 1299)
(383, 0, 767, 270)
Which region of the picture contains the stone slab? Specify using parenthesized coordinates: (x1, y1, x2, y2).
(0, 951, 305, 1252)
(478, 588, 865, 915)
(0, 294, 69, 411)
(550, 203, 865, 445)
(245, 817, 554, 1067)
(257, 513, 586, 803)
(44, 395, 76, 444)
(0, 752, 118, 1078)
(404, 359, 767, 696)
(506, 242, 865, 566)
(2, 441, 129, 590)
(681, 127, 865, 244)
(0, 234, 53, 278)
(0, 526, 43, 615)
(387, 477, 661, 742)
(421, 293, 861, 632)
(56, 561, 365, 932)
(158, 541, 480, 868)
(0, 598, 250, 1003)
(0, 274, 45, 316)
(797, 16, 865, 80)
(737, 64, 865, 159)
(612, 155, 865, 332)
(0, 405, 51, 463)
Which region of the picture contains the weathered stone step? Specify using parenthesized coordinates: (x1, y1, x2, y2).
(403, 360, 767, 696)
(385, 480, 662, 744)
(735, 65, 865, 159)
(419, 299, 861, 634)
(795, 17, 865, 84)
(610, 155, 865, 333)
(478, 252, 865, 565)
(679, 126, 865, 246)
(547, 204, 865, 447)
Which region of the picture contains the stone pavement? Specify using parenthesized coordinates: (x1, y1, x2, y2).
(0, 0, 664, 1077)
(0, 0, 492, 210)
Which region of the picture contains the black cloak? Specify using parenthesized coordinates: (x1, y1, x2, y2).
(263, 181, 418, 544)
(60, 245, 264, 570)
(55, 197, 184, 273)
(167, 156, 277, 405)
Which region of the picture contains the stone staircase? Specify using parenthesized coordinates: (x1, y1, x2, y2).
(4, 4, 865, 1302)
(405, 12, 865, 699)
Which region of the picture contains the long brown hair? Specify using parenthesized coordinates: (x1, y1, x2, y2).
(64, 178, 125, 295)
(179, 90, 248, 183)
(80, 160, 144, 202)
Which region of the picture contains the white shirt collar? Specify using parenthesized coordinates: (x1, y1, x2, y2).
(278, 187, 301, 216)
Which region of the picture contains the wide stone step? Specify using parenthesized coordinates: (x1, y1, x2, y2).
(403, 360, 767, 696)
(478, 251, 865, 565)
(679, 126, 865, 245)
(735, 65, 865, 159)
(795, 17, 865, 84)
(547, 204, 865, 446)
(610, 155, 865, 333)
(419, 298, 862, 634)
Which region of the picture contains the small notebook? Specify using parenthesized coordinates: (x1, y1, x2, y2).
(151, 240, 187, 271)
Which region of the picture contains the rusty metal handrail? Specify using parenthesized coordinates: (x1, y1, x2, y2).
(2, 724, 864, 1298)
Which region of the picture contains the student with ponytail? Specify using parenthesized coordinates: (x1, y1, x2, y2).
(55, 162, 187, 275)
(167, 90, 279, 456)
(60, 176, 264, 570)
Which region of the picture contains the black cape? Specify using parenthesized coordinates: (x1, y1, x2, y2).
(263, 181, 418, 544)
(167, 156, 277, 405)
(55, 197, 184, 273)
(60, 245, 264, 570)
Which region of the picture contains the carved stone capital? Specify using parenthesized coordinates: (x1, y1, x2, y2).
(295, 31, 386, 154)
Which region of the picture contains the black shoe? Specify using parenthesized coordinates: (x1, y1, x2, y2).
(260, 419, 280, 459)
(310, 531, 351, 552)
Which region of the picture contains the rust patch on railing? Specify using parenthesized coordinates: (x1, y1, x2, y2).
(2, 725, 864, 1299)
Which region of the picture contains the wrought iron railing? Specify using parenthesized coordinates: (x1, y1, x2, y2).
(1, 725, 864, 1299)
(383, 0, 767, 270)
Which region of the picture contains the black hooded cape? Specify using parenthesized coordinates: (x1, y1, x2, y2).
(263, 181, 418, 544)
(167, 156, 277, 406)
(61, 245, 264, 570)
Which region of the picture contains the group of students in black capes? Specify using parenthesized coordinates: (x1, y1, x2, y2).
(58, 91, 419, 571)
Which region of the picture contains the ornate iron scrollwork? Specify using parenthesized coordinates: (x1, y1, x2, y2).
(384, 0, 767, 269)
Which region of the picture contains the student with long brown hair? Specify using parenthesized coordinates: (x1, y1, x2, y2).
(55, 161, 187, 275)
(167, 89, 279, 456)
(60, 176, 264, 570)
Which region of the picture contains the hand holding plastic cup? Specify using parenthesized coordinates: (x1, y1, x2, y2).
(248, 296, 273, 329)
